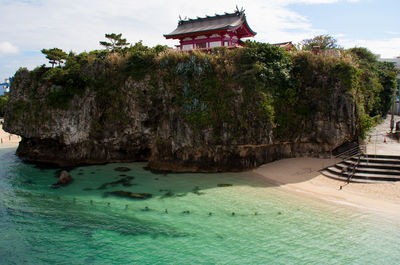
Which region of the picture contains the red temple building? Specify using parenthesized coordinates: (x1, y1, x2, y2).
(273, 41, 296, 52)
(164, 9, 256, 51)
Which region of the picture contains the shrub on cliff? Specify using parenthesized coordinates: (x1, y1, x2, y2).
(300, 35, 340, 51)
(347, 47, 398, 136)
(0, 94, 9, 117)
(273, 51, 359, 139)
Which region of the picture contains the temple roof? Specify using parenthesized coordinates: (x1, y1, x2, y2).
(164, 10, 256, 39)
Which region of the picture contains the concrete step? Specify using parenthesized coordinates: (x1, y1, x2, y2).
(321, 153, 400, 183)
(341, 160, 400, 170)
(363, 154, 400, 160)
(323, 167, 400, 182)
(334, 162, 400, 174)
(348, 157, 400, 165)
(352, 167, 400, 176)
(319, 170, 374, 183)
(346, 172, 400, 182)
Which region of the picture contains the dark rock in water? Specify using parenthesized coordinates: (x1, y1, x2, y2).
(24, 180, 35, 185)
(83, 188, 93, 191)
(192, 186, 205, 195)
(217, 183, 233, 187)
(160, 190, 174, 199)
(119, 174, 127, 177)
(96, 176, 135, 190)
(78, 173, 83, 175)
(108, 190, 152, 200)
(114, 167, 131, 172)
(52, 170, 73, 188)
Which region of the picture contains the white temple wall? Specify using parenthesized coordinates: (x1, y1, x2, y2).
(209, 41, 221, 48)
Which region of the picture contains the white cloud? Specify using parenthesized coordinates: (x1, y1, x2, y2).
(0, 0, 360, 53)
(340, 37, 400, 58)
(386, 31, 400, 35)
(0, 0, 396, 80)
(0, 42, 19, 55)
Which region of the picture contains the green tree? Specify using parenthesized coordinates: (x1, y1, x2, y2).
(41, 48, 68, 68)
(376, 61, 398, 115)
(0, 94, 9, 117)
(348, 47, 377, 64)
(100, 33, 129, 52)
(348, 47, 398, 116)
(300, 35, 339, 51)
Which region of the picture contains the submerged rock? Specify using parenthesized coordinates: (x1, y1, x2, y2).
(52, 170, 73, 188)
(192, 186, 205, 195)
(108, 190, 152, 200)
(23, 180, 35, 185)
(97, 176, 135, 190)
(217, 183, 233, 187)
(114, 167, 131, 172)
(160, 190, 174, 199)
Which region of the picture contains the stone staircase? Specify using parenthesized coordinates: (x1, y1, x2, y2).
(320, 154, 400, 183)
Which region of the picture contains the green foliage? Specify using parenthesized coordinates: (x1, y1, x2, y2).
(300, 35, 339, 50)
(348, 47, 397, 117)
(237, 41, 293, 126)
(348, 47, 377, 64)
(41, 48, 67, 68)
(125, 45, 156, 80)
(100, 33, 129, 53)
(12, 38, 397, 143)
(0, 94, 9, 117)
(376, 61, 398, 115)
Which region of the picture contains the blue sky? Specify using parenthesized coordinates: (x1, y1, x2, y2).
(0, 0, 399, 82)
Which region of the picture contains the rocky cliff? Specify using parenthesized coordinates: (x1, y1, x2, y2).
(4, 44, 360, 171)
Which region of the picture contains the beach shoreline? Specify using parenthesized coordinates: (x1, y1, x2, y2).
(0, 118, 20, 149)
(252, 157, 400, 219)
(2, 114, 399, 218)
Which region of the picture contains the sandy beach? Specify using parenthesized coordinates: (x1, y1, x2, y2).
(254, 115, 400, 218)
(0, 118, 20, 148)
(253, 157, 400, 218)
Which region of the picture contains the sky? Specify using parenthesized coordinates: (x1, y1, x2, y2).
(0, 0, 399, 81)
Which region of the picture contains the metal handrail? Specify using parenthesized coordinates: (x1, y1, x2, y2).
(346, 154, 361, 183)
(334, 145, 361, 160)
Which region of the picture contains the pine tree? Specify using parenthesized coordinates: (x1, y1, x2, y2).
(41, 48, 67, 68)
(99, 33, 129, 53)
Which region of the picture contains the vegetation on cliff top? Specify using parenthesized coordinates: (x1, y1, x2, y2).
(9, 34, 398, 140)
(0, 94, 9, 117)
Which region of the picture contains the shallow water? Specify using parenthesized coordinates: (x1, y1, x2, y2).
(0, 147, 399, 264)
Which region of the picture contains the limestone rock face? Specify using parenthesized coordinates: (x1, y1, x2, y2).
(4, 65, 358, 172)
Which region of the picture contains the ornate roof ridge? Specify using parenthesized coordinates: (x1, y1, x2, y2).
(178, 9, 244, 26)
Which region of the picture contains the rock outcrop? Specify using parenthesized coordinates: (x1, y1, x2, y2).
(4, 49, 359, 172)
(52, 170, 73, 188)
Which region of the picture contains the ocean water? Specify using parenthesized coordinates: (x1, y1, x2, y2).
(0, 147, 399, 264)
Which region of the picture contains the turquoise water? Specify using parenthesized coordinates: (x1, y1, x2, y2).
(1, 147, 399, 264)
